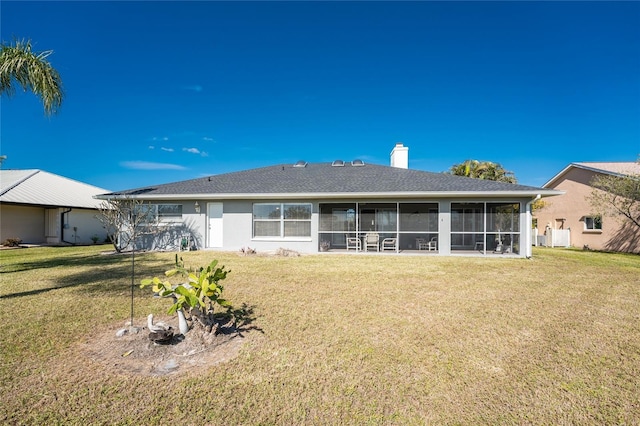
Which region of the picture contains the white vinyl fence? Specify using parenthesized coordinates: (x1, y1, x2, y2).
(533, 228, 571, 248)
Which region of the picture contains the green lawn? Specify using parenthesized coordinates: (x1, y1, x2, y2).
(1, 246, 639, 425)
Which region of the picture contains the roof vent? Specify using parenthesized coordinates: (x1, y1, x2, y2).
(332, 160, 345, 167)
(293, 160, 307, 168)
(351, 159, 365, 167)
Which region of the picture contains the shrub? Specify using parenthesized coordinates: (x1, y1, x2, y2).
(140, 255, 232, 333)
(2, 237, 22, 247)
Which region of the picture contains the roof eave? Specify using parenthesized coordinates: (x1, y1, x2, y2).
(544, 162, 635, 188)
(96, 189, 563, 201)
(543, 164, 574, 188)
(0, 200, 100, 209)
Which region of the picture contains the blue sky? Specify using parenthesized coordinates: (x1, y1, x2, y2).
(2, 1, 639, 191)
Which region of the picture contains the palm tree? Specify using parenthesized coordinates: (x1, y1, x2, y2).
(449, 159, 517, 183)
(0, 38, 63, 116)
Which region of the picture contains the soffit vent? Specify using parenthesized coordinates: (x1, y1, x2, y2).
(293, 160, 308, 168)
(351, 159, 365, 166)
(332, 160, 345, 167)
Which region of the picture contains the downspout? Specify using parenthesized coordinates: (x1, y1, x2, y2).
(524, 194, 541, 258)
(61, 208, 75, 245)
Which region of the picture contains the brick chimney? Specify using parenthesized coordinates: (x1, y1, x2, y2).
(390, 143, 408, 169)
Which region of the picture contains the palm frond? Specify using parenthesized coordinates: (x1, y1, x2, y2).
(0, 38, 64, 115)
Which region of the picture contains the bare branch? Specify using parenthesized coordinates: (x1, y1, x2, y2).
(95, 198, 167, 253)
(588, 167, 640, 230)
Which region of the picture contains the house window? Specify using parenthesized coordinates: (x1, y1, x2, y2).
(134, 204, 183, 222)
(157, 204, 183, 221)
(585, 216, 602, 231)
(253, 203, 311, 238)
(133, 204, 156, 222)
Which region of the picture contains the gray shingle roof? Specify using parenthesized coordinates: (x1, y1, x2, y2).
(99, 162, 556, 199)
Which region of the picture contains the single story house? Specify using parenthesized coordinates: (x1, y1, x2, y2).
(96, 144, 560, 257)
(0, 169, 111, 245)
(535, 161, 640, 253)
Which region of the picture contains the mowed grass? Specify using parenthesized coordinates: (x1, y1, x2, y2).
(1, 245, 639, 425)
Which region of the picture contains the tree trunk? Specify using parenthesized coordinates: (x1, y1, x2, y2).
(177, 309, 189, 335)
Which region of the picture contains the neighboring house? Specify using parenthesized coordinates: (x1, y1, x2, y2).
(536, 162, 640, 253)
(96, 144, 560, 257)
(0, 169, 110, 245)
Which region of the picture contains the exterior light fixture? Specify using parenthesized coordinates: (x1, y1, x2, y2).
(194, 201, 201, 214)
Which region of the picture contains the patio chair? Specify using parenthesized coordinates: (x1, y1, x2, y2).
(416, 238, 429, 250)
(346, 235, 361, 251)
(427, 237, 437, 251)
(364, 232, 380, 252)
(381, 238, 397, 251)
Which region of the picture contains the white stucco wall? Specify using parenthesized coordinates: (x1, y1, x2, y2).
(143, 198, 535, 257)
(206, 200, 318, 253)
(0, 205, 109, 245)
(0, 205, 45, 244)
(63, 209, 109, 245)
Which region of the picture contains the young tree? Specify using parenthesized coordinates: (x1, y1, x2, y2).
(449, 159, 517, 183)
(141, 257, 233, 336)
(0, 38, 63, 116)
(96, 198, 165, 253)
(588, 163, 640, 230)
(96, 198, 168, 331)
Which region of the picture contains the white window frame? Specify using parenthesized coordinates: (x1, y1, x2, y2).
(156, 204, 183, 222)
(253, 202, 312, 240)
(584, 215, 602, 232)
(135, 204, 183, 223)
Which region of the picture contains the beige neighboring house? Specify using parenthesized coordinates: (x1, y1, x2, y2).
(0, 169, 110, 245)
(536, 162, 640, 253)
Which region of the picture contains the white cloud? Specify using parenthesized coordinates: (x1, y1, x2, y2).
(148, 145, 155, 150)
(203, 137, 214, 142)
(183, 147, 209, 157)
(161, 147, 174, 152)
(120, 161, 186, 170)
(183, 85, 203, 92)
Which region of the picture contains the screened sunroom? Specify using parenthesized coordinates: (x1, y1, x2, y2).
(450, 202, 521, 255)
(318, 201, 522, 255)
(318, 202, 439, 253)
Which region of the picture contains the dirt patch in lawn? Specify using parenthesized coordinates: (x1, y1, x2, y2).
(80, 317, 246, 377)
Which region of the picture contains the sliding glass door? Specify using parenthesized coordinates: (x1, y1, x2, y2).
(318, 203, 357, 249)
